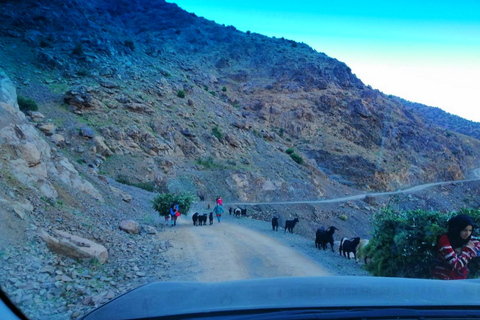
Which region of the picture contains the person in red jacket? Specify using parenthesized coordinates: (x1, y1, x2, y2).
(432, 214, 480, 280)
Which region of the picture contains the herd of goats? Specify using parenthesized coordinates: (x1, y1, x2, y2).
(271, 216, 365, 261)
(192, 206, 368, 262)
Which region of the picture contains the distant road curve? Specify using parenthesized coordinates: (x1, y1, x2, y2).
(230, 168, 480, 207)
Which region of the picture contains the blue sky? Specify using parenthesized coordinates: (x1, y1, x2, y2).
(169, 0, 480, 122)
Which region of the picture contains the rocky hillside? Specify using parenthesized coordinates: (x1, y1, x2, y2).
(1, 1, 480, 318)
(399, 97, 480, 141)
(1, 0, 480, 201)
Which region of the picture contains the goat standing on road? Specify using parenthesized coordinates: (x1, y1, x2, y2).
(339, 237, 361, 259)
(315, 226, 339, 251)
(285, 218, 299, 233)
(272, 217, 279, 231)
(192, 212, 199, 226)
(209, 212, 213, 225)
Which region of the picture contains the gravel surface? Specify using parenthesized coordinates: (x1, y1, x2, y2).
(203, 212, 371, 277)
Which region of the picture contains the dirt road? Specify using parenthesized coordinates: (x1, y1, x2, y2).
(160, 216, 332, 282)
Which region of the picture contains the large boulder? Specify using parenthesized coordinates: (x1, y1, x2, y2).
(39, 229, 108, 264)
(119, 220, 140, 234)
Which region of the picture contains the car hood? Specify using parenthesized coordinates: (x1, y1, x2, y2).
(81, 276, 480, 319)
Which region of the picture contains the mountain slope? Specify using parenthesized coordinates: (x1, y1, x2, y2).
(1, 0, 480, 201)
(2, 2, 480, 318)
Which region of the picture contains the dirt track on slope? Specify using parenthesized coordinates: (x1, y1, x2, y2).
(160, 217, 332, 282)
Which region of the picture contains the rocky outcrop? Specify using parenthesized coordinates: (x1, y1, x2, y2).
(0, 68, 104, 202)
(0, 196, 34, 220)
(0, 69, 25, 120)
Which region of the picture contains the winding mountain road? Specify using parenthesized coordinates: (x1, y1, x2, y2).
(230, 169, 480, 206)
(159, 170, 479, 281)
(161, 217, 333, 281)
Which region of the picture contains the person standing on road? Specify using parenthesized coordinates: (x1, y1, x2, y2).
(432, 214, 480, 280)
(213, 204, 224, 223)
(216, 196, 223, 206)
(170, 204, 180, 226)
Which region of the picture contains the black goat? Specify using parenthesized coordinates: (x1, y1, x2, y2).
(241, 207, 247, 217)
(192, 212, 199, 226)
(229, 207, 233, 215)
(209, 212, 213, 225)
(284, 218, 299, 233)
(339, 237, 361, 259)
(272, 217, 279, 231)
(234, 207, 241, 217)
(198, 214, 207, 226)
(315, 226, 338, 251)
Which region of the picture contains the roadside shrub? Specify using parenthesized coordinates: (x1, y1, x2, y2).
(177, 90, 185, 98)
(339, 214, 348, 221)
(363, 208, 480, 278)
(151, 192, 195, 217)
(212, 126, 223, 140)
(17, 95, 38, 112)
(290, 153, 304, 164)
(285, 148, 294, 155)
(221, 86, 227, 92)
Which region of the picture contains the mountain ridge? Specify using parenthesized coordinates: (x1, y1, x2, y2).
(1, 0, 479, 200)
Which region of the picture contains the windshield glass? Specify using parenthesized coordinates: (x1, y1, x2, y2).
(1, 1, 480, 320)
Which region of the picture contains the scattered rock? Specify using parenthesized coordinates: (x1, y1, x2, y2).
(119, 220, 140, 234)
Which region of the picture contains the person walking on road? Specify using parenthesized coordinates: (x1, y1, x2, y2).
(213, 204, 224, 223)
(170, 204, 180, 226)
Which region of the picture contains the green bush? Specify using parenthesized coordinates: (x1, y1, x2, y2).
(124, 40, 135, 51)
(17, 95, 38, 112)
(72, 43, 84, 56)
(195, 157, 215, 169)
(177, 90, 185, 98)
(363, 208, 480, 278)
(339, 214, 348, 221)
(221, 86, 227, 92)
(116, 175, 156, 192)
(212, 126, 223, 140)
(285, 148, 294, 155)
(151, 192, 195, 217)
(290, 153, 304, 164)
